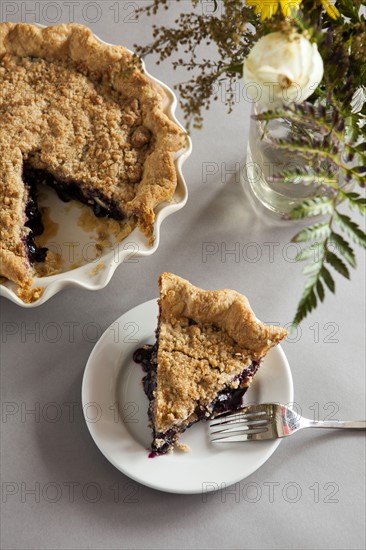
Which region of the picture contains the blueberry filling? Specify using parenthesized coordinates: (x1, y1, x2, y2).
(23, 175, 48, 263)
(23, 165, 126, 220)
(133, 344, 260, 456)
(21, 163, 128, 265)
(133, 345, 158, 403)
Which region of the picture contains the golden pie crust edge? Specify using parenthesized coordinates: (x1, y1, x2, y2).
(159, 272, 288, 359)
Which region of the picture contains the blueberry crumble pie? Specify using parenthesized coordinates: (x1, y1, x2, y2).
(134, 273, 287, 455)
(0, 23, 185, 299)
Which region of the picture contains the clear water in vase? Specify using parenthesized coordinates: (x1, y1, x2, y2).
(242, 105, 337, 222)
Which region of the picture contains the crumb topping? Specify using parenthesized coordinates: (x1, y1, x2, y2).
(153, 273, 288, 434)
(0, 54, 153, 194)
(155, 317, 253, 433)
(0, 54, 150, 283)
(0, 23, 186, 295)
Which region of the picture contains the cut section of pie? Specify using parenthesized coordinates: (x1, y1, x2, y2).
(134, 273, 287, 455)
(0, 23, 185, 295)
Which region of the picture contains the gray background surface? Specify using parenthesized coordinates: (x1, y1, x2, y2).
(1, 2, 365, 549)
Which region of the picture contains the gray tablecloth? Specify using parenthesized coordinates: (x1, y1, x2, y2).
(1, 3, 365, 549)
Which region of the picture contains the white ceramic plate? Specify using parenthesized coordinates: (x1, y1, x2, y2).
(0, 27, 192, 307)
(82, 299, 294, 494)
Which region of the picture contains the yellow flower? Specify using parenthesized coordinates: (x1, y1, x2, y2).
(319, 0, 341, 19)
(247, 1, 341, 21)
(247, 0, 302, 20)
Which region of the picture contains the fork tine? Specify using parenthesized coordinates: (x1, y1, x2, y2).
(211, 427, 269, 442)
(209, 410, 267, 427)
(210, 418, 269, 434)
(210, 424, 269, 436)
(210, 417, 269, 428)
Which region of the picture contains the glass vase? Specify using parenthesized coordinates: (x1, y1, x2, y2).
(242, 104, 338, 222)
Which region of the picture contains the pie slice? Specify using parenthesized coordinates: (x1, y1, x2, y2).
(0, 23, 185, 296)
(134, 273, 287, 455)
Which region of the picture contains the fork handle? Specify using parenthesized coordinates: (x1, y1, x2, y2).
(305, 419, 366, 429)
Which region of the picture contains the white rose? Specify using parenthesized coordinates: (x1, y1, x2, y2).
(243, 32, 324, 109)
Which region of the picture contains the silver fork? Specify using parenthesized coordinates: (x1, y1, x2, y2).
(209, 403, 366, 442)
